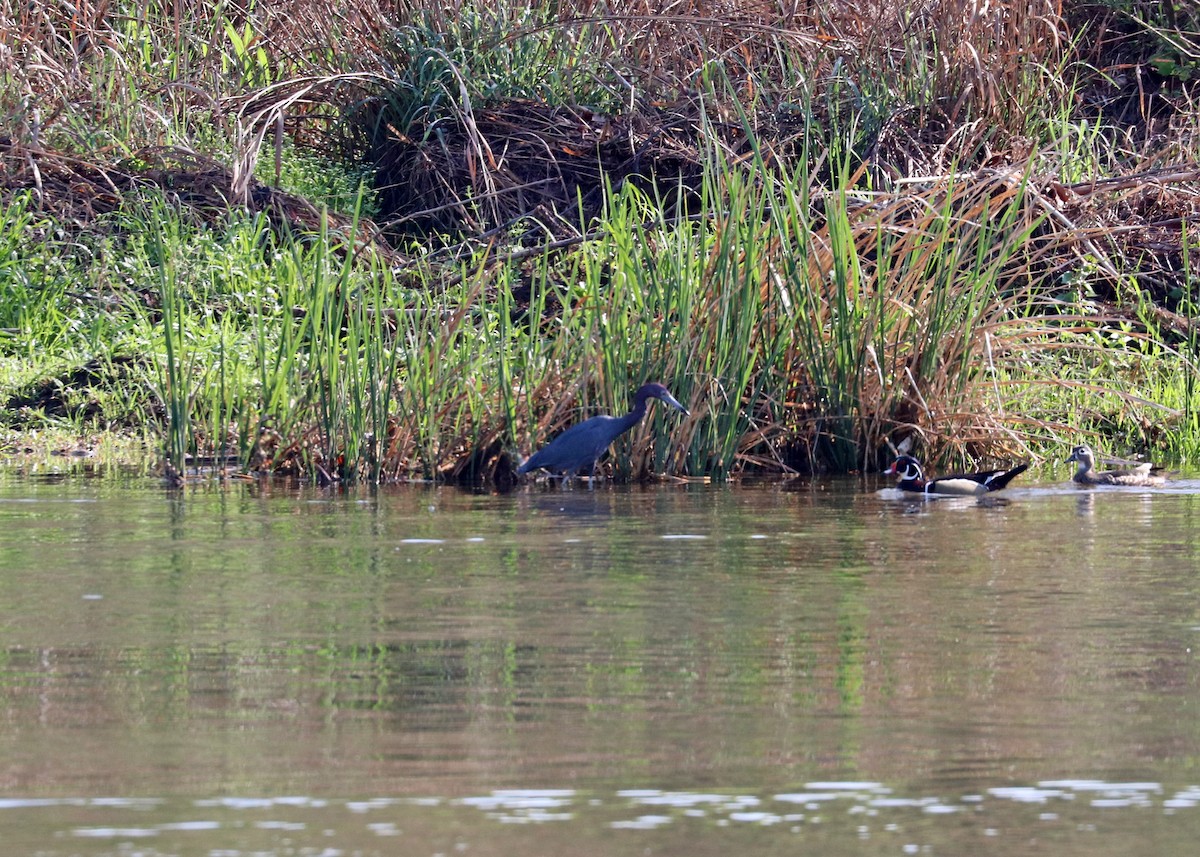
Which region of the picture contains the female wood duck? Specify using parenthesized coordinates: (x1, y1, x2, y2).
(1066, 444, 1167, 486)
(884, 454, 1029, 496)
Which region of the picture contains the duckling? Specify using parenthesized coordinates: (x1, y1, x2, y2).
(884, 455, 1028, 496)
(1065, 444, 1167, 487)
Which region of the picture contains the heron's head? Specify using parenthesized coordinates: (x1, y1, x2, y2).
(637, 383, 689, 416)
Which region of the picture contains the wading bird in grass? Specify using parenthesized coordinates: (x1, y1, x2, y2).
(884, 454, 1028, 496)
(518, 383, 689, 480)
(1066, 444, 1167, 487)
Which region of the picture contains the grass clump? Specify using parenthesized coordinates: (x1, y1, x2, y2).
(1, 0, 1198, 484)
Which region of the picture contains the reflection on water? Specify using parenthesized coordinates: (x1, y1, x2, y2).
(6, 781, 1200, 857)
(1, 469, 1200, 855)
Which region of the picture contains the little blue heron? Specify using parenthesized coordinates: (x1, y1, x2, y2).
(518, 382, 689, 479)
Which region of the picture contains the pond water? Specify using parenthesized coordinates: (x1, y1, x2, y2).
(2, 464, 1200, 856)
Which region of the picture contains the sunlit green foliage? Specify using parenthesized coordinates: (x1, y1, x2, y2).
(2, 0, 1197, 479)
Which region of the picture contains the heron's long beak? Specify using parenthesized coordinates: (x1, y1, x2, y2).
(661, 392, 689, 416)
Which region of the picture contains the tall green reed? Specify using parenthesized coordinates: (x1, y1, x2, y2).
(498, 125, 1051, 478)
(507, 160, 781, 479)
(145, 202, 193, 474)
(253, 199, 407, 483)
(677, 161, 785, 477)
(1182, 222, 1198, 454)
(1131, 220, 1200, 461)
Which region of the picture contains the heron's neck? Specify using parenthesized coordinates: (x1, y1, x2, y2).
(618, 395, 650, 432)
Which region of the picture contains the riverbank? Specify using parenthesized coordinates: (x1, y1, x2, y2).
(2, 1, 1197, 484)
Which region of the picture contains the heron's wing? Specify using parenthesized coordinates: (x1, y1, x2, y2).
(523, 416, 622, 472)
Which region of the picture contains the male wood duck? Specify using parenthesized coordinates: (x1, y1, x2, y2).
(884, 454, 1029, 496)
(1066, 444, 1167, 486)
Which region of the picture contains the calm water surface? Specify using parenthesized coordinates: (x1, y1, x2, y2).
(2, 465, 1200, 856)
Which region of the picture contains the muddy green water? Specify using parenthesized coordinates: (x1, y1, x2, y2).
(2, 466, 1200, 856)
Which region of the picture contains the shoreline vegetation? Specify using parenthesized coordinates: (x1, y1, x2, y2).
(1, 1, 1198, 486)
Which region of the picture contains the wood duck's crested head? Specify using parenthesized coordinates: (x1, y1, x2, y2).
(884, 455, 924, 483)
(1066, 444, 1095, 470)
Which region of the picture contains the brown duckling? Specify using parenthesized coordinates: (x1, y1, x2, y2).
(1066, 444, 1167, 487)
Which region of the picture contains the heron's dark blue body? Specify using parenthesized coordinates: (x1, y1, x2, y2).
(518, 383, 689, 479)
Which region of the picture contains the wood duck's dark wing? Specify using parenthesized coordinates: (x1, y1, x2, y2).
(943, 469, 1005, 484)
(927, 462, 1027, 495)
(980, 462, 1028, 491)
